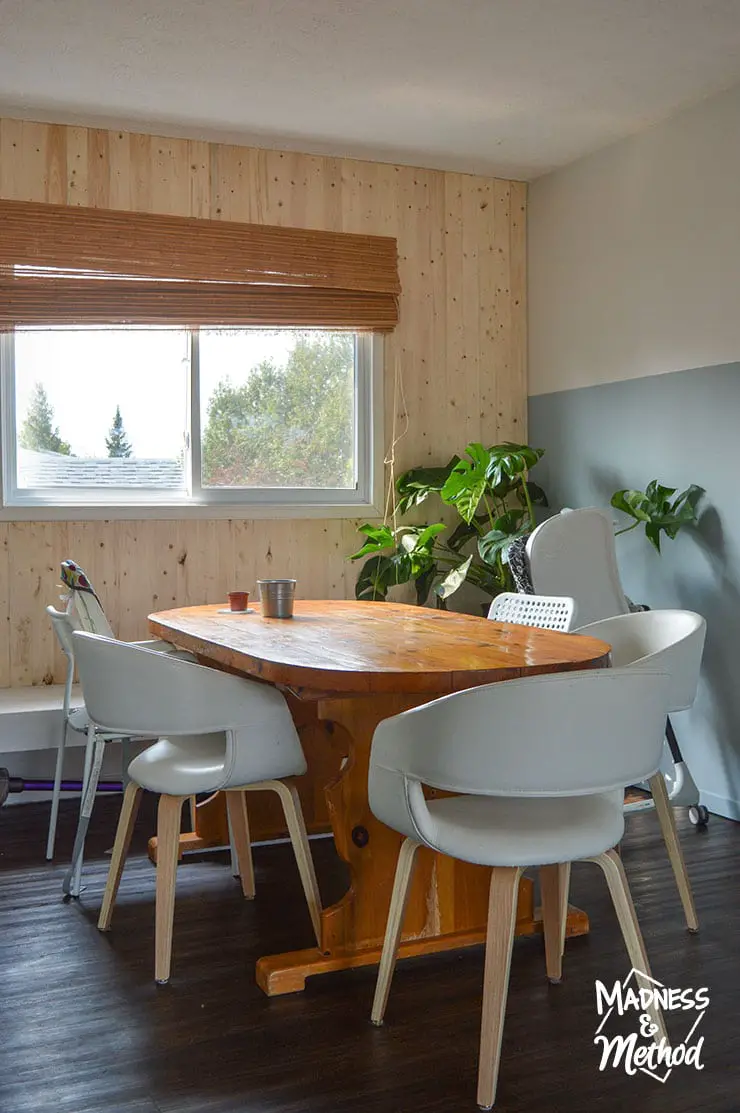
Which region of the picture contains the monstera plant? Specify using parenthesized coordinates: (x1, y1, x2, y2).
(350, 440, 705, 608)
(350, 441, 547, 605)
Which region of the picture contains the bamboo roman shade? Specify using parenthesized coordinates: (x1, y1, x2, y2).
(0, 199, 400, 330)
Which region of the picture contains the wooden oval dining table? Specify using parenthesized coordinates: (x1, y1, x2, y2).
(148, 599, 611, 996)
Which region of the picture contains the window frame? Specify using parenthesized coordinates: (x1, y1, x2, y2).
(0, 328, 384, 521)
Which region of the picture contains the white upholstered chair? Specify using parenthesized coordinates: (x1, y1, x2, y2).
(527, 508, 706, 824)
(487, 591, 575, 632)
(368, 667, 671, 1109)
(572, 609, 706, 934)
(72, 631, 322, 985)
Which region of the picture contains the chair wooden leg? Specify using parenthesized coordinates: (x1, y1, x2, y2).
(588, 849, 669, 1047)
(225, 790, 255, 898)
(370, 837, 420, 1026)
(154, 794, 186, 985)
(649, 772, 699, 932)
(558, 861, 571, 957)
(539, 864, 564, 982)
(477, 866, 522, 1110)
(265, 779, 323, 947)
(98, 782, 143, 931)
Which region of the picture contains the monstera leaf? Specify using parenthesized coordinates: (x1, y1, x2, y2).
(352, 523, 446, 603)
(485, 442, 544, 491)
(395, 458, 459, 515)
(611, 481, 703, 552)
(349, 523, 396, 561)
(355, 551, 416, 600)
(440, 443, 490, 524)
(434, 555, 473, 600)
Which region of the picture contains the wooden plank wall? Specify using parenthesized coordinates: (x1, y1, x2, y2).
(0, 117, 527, 689)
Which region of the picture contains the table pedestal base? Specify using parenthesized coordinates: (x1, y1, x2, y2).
(257, 902, 589, 996)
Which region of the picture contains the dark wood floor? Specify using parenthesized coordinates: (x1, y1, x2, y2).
(1, 795, 738, 1113)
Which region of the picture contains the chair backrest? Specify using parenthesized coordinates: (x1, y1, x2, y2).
(60, 559, 116, 638)
(68, 586, 115, 638)
(575, 610, 706, 713)
(47, 602, 81, 713)
(487, 592, 575, 632)
(71, 631, 305, 786)
(369, 667, 671, 840)
(526, 508, 630, 627)
(46, 604, 80, 661)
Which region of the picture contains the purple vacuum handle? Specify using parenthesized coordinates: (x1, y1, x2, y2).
(0, 768, 123, 806)
(22, 779, 123, 793)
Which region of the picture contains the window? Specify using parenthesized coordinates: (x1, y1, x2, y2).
(0, 198, 397, 517)
(0, 326, 381, 516)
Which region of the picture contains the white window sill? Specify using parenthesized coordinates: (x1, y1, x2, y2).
(0, 498, 383, 522)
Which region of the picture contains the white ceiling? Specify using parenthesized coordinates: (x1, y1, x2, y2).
(2, 0, 740, 179)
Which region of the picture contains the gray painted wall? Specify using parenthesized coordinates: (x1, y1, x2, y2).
(529, 362, 740, 819)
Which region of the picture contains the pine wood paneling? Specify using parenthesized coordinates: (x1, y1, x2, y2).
(0, 116, 526, 688)
(0, 524, 9, 688)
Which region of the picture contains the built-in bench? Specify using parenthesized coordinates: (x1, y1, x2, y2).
(0, 685, 85, 754)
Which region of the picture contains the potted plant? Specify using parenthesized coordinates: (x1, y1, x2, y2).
(350, 440, 704, 609)
(350, 441, 546, 605)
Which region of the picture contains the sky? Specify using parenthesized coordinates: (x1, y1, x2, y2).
(15, 327, 296, 459)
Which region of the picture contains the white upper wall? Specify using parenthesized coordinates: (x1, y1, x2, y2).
(529, 81, 740, 395)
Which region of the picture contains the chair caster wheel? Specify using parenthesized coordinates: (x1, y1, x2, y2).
(688, 805, 709, 827)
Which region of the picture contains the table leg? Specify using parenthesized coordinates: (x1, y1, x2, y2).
(256, 695, 589, 995)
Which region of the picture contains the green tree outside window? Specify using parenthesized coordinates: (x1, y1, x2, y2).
(202, 332, 354, 488)
(19, 383, 72, 455)
(106, 405, 133, 458)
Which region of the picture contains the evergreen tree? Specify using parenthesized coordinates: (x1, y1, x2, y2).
(106, 405, 133, 458)
(19, 383, 72, 455)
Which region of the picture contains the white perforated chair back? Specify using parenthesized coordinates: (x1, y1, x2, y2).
(369, 667, 671, 842)
(575, 610, 706, 714)
(71, 631, 306, 788)
(487, 592, 575, 632)
(526, 508, 629, 627)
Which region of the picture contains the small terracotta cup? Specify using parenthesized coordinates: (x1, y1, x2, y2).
(227, 590, 250, 612)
